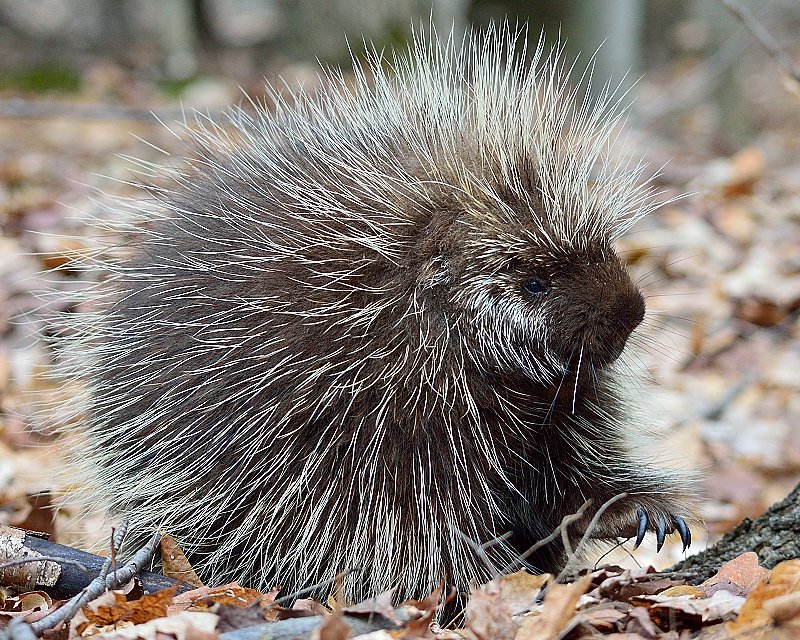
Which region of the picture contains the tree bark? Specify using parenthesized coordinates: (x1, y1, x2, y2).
(671, 481, 800, 583)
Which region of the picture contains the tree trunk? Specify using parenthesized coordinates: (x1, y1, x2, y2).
(671, 482, 800, 583)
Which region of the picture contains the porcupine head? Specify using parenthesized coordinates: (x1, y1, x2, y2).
(56, 24, 696, 608)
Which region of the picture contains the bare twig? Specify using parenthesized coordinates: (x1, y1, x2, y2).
(718, 0, 800, 83)
(110, 525, 119, 590)
(454, 530, 514, 580)
(30, 528, 158, 636)
(481, 530, 514, 551)
(271, 568, 356, 606)
(555, 493, 628, 583)
(500, 499, 593, 575)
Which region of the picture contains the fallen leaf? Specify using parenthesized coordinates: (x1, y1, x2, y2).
(702, 552, 771, 596)
(497, 571, 550, 616)
(314, 609, 350, 640)
(343, 590, 400, 625)
(290, 598, 328, 616)
(577, 606, 626, 632)
(642, 590, 744, 626)
(160, 535, 203, 588)
(16, 591, 51, 613)
(465, 581, 516, 640)
(193, 584, 264, 609)
(659, 585, 704, 598)
(515, 575, 591, 640)
(86, 610, 218, 640)
(626, 606, 660, 638)
(10, 494, 56, 538)
(726, 559, 800, 637)
(80, 585, 178, 631)
(762, 592, 800, 623)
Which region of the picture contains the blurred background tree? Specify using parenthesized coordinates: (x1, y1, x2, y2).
(0, 0, 798, 150)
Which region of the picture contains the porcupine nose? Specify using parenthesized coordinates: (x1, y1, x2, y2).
(604, 286, 645, 363)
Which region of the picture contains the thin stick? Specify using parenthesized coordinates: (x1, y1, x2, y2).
(455, 530, 509, 580)
(500, 499, 592, 575)
(110, 526, 118, 591)
(271, 569, 356, 606)
(555, 493, 627, 583)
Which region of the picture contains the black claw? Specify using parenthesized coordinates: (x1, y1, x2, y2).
(673, 515, 691, 551)
(655, 515, 667, 552)
(634, 510, 648, 549)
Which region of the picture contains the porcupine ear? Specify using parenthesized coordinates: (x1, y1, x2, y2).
(416, 255, 454, 291)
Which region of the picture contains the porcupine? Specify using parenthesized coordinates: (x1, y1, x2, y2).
(57, 25, 694, 604)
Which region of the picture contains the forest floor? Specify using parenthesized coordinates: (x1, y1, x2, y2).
(0, 39, 799, 639)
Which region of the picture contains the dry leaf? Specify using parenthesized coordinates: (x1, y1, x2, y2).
(625, 606, 659, 638)
(314, 610, 350, 640)
(578, 607, 626, 633)
(16, 591, 52, 613)
(762, 592, 800, 623)
(497, 571, 550, 616)
(168, 583, 278, 617)
(701, 551, 770, 597)
(80, 585, 178, 632)
(290, 598, 329, 617)
(160, 535, 203, 588)
(515, 575, 591, 640)
(465, 581, 516, 640)
(726, 558, 800, 637)
(193, 585, 264, 609)
(86, 610, 218, 640)
(659, 585, 704, 598)
(639, 589, 744, 629)
(343, 590, 400, 625)
(10, 493, 56, 538)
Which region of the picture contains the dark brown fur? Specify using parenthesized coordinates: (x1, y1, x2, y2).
(65, 32, 694, 608)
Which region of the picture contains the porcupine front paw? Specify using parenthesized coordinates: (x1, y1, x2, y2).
(587, 491, 694, 554)
(633, 509, 691, 552)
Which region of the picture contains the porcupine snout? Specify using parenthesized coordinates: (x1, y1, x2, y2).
(600, 283, 645, 365)
(587, 257, 646, 366)
(548, 257, 645, 369)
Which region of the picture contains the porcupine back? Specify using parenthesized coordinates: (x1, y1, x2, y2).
(55, 25, 689, 604)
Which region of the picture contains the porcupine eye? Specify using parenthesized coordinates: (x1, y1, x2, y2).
(523, 277, 546, 295)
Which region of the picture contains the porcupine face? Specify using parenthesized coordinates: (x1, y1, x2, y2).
(439, 185, 646, 386)
(536, 249, 646, 369)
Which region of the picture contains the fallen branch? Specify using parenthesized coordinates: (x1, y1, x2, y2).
(501, 499, 593, 575)
(217, 606, 417, 640)
(29, 531, 162, 636)
(272, 569, 356, 606)
(4, 530, 165, 640)
(556, 493, 627, 582)
(0, 526, 183, 600)
(29, 524, 130, 636)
